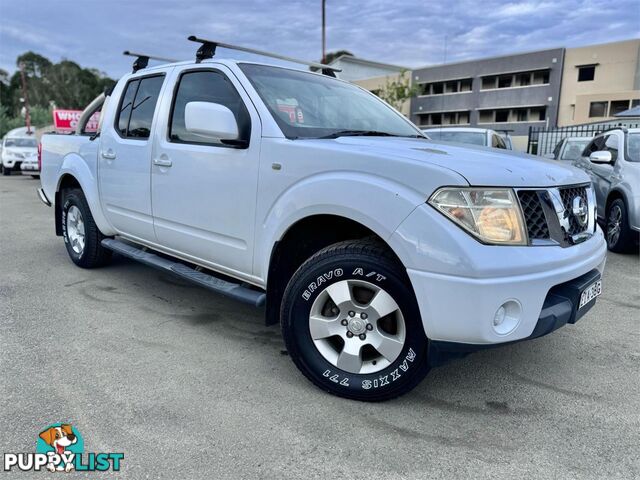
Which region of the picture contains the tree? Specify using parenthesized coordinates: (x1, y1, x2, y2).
(375, 70, 419, 112)
(0, 52, 115, 137)
(323, 50, 353, 65)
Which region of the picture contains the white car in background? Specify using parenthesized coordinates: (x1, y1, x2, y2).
(20, 151, 40, 178)
(422, 127, 512, 150)
(1, 127, 38, 176)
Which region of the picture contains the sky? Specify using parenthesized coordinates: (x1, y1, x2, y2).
(0, 0, 639, 78)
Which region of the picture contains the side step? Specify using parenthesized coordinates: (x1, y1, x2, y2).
(101, 238, 266, 307)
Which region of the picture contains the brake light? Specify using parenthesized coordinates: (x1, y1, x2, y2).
(37, 142, 42, 171)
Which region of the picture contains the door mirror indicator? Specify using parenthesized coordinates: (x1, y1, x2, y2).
(184, 102, 239, 142)
(589, 151, 613, 164)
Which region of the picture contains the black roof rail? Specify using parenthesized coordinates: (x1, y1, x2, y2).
(123, 51, 178, 73)
(187, 36, 341, 77)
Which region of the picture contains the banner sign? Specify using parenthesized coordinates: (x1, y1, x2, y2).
(52, 110, 100, 133)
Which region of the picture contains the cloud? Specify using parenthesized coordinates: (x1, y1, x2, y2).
(0, 0, 638, 77)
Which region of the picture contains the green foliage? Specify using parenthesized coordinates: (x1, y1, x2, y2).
(0, 51, 115, 138)
(375, 70, 419, 112)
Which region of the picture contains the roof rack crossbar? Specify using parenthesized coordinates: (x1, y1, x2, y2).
(123, 51, 178, 73)
(187, 35, 341, 76)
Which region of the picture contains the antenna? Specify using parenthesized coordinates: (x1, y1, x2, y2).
(123, 51, 178, 73)
(187, 36, 341, 76)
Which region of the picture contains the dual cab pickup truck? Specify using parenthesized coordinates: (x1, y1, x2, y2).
(39, 47, 607, 401)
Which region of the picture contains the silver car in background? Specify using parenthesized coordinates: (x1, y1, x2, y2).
(546, 136, 593, 161)
(574, 127, 640, 252)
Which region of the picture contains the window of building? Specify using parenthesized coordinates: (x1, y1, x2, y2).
(495, 109, 509, 122)
(532, 70, 550, 85)
(445, 81, 458, 93)
(497, 75, 512, 89)
(516, 73, 531, 86)
(589, 101, 608, 118)
(430, 113, 442, 125)
(482, 76, 497, 90)
(578, 65, 596, 82)
(432, 83, 443, 95)
(479, 110, 494, 123)
(610, 100, 630, 116)
(460, 79, 472, 92)
(116, 75, 165, 139)
(530, 106, 546, 121)
(169, 70, 251, 146)
(516, 108, 528, 122)
(417, 111, 471, 126)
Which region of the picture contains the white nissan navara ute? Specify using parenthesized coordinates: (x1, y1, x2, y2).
(38, 39, 607, 401)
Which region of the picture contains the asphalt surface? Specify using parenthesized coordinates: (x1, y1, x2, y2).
(1, 174, 639, 479)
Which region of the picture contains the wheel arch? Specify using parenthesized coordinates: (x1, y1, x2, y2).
(264, 213, 407, 326)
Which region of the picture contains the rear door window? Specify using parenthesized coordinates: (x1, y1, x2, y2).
(116, 75, 165, 139)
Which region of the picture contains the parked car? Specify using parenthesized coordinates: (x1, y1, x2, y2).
(573, 128, 639, 252)
(20, 151, 40, 178)
(546, 137, 593, 161)
(38, 42, 606, 401)
(1, 127, 38, 175)
(422, 127, 512, 150)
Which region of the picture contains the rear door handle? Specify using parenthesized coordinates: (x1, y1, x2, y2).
(101, 149, 116, 160)
(153, 157, 172, 168)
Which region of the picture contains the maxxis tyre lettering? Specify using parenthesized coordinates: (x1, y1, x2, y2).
(61, 188, 112, 268)
(281, 240, 430, 402)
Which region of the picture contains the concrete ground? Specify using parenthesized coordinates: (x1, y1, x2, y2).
(1, 174, 638, 479)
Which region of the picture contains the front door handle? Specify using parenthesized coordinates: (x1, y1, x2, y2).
(153, 157, 172, 168)
(101, 149, 116, 160)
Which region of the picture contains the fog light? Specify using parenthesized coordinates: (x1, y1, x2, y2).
(492, 300, 522, 335)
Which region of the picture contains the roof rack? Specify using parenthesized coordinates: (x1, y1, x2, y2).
(187, 35, 341, 77)
(123, 51, 178, 73)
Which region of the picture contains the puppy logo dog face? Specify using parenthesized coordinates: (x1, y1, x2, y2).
(39, 424, 77, 455)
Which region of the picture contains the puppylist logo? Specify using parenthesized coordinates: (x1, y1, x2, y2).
(3, 423, 124, 473)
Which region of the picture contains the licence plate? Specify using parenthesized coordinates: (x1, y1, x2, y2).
(579, 280, 602, 310)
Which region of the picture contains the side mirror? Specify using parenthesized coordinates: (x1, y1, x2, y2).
(543, 153, 556, 159)
(589, 151, 613, 164)
(184, 102, 239, 141)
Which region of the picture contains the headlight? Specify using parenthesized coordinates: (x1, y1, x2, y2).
(429, 188, 527, 245)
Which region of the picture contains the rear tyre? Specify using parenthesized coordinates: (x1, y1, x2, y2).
(606, 198, 637, 253)
(62, 188, 112, 268)
(31, 175, 39, 179)
(281, 240, 430, 401)
(2, 165, 10, 176)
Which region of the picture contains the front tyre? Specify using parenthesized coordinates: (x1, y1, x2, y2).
(606, 198, 637, 253)
(62, 188, 112, 268)
(281, 240, 430, 401)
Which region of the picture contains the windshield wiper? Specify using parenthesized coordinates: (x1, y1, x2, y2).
(316, 130, 400, 139)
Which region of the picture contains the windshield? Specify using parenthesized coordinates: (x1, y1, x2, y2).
(425, 130, 486, 146)
(627, 133, 640, 162)
(239, 64, 420, 139)
(561, 139, 591, 160)
(4, 137, 37, 148)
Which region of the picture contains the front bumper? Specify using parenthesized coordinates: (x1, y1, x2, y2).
(427, 268, 601, 366)
(392, 203, 607, 346)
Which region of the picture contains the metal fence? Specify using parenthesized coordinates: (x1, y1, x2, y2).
(527, 123, 640, 156)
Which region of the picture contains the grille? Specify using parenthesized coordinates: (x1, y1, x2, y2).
(559, 186, 588, 236)
(517, 190, 549, 240)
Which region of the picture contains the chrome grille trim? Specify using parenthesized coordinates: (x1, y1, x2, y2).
(516, 184, 595, 247)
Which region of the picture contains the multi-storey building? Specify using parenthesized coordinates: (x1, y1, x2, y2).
(557, 39, 640, 126)
(410, 48, 565, 149)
